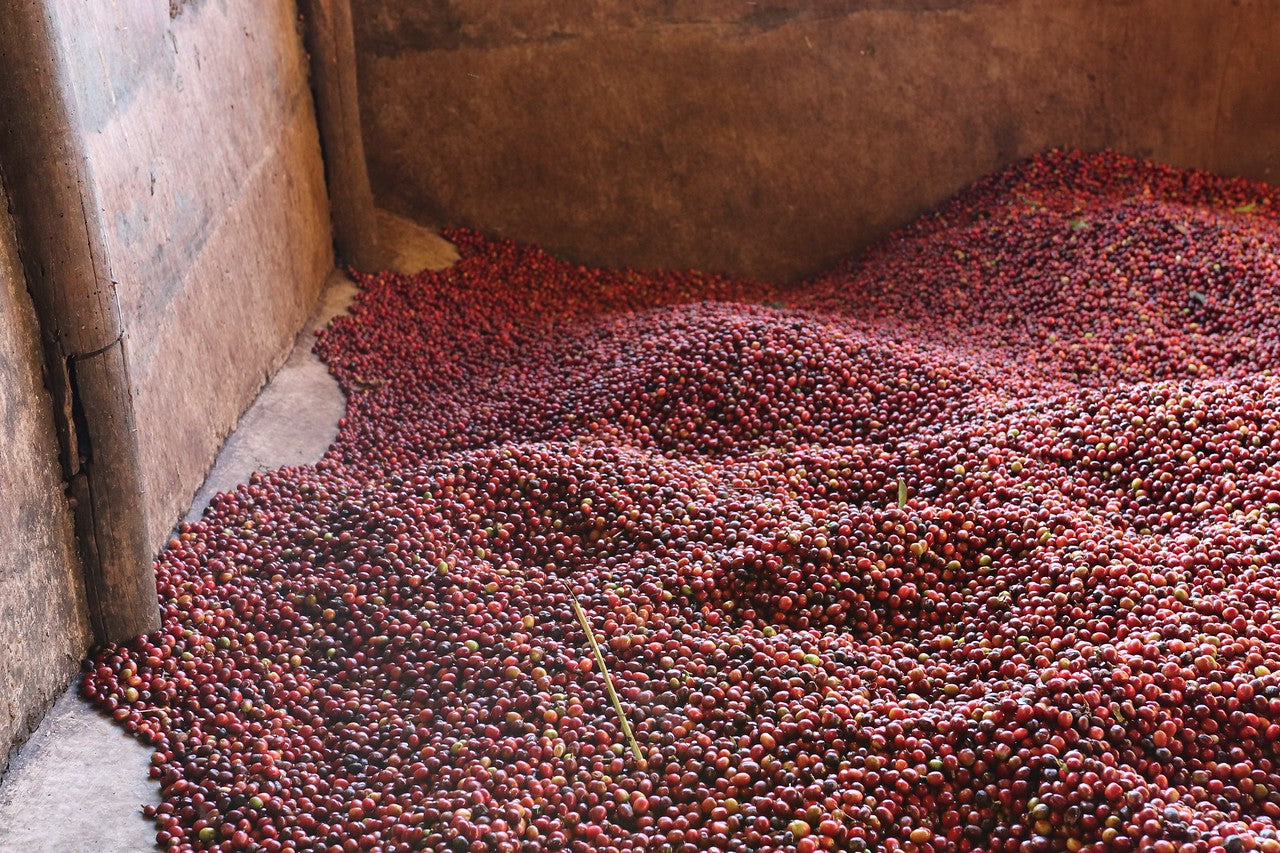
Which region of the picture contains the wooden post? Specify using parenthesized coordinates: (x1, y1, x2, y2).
(299, 0, 381, 271)
(0, 0, 159, 642)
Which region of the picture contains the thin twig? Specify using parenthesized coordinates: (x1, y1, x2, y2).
(567, 593, 645, 767)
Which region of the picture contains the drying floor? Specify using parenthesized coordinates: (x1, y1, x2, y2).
(0, 215, 456, 852)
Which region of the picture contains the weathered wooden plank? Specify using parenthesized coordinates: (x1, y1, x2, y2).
(300, 0, 380, 270)
(0, 0, 158, 643)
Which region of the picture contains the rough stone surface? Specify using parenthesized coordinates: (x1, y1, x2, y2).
(355, 0, 1280, 281)
(371, 208, 461, 275)
(0, 183, 90, 783)
(54, 0, 334, 554)
(0, 687, 153, 853)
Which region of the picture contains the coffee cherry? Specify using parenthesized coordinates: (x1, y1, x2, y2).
(84, 150, 1280, 850)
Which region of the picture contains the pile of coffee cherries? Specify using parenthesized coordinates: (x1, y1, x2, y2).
(86, 150, 1280, 851)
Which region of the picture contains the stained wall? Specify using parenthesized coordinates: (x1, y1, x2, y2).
(55, 0, 334, 550)
(355, 0, 1280, 281)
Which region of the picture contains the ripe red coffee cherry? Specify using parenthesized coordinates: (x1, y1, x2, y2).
(84, 150, 1280, 850)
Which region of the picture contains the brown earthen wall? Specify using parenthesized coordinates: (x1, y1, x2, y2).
(354, 0, 1280, 281)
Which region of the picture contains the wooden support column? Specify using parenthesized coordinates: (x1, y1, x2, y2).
(0, 0, 159, 642)
(299, 0, 381, 271)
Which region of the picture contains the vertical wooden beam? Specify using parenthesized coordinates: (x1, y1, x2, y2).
(0, 0, 159, 642)
(299, 0, 381, 271)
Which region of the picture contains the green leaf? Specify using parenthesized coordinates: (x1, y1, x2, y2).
(897, 477, 908, 509)
(1233, 201, 1259, 214)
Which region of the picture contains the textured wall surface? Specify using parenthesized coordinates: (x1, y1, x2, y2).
(56, 0, 333, 550)
(0, 184, 90, 779)
(354, 0, 1280, 282)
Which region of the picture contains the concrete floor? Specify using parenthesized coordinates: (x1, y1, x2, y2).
(0, 218, 456, 852)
